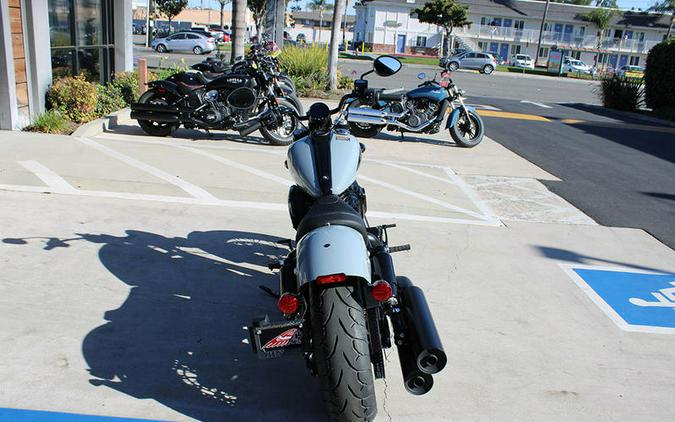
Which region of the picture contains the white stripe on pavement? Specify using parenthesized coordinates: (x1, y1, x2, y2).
(78, 137, 218, 202)
(520, 100, 552, 109)
(18, 160, 78, 193)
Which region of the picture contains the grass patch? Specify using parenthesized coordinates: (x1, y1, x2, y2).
(396, 56, 440, 66)
(218, 43, 232, 52)
(24, 110, 76, 135)
(339, 52, 373, 61)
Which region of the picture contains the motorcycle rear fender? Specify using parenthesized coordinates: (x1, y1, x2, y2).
(296, 225, 371, 288)
(147, 80, 182, 98)
(447, 106, 475, 129)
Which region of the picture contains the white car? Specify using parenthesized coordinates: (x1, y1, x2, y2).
(563, 58, 591, 74)
(616, 65, 644, 77)
(510, 54, 534, 69)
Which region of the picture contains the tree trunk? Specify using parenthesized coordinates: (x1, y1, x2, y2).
(328, 0, 345, 91)
(256, 21, 262, 41)
(319, 11, 323, 44)
(220, 3, 225, 30)
(342, 0, 349, 47)
(231, 0, 246, 62)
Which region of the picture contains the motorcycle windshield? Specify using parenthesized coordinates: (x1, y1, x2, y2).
(287, 132, 361, 198)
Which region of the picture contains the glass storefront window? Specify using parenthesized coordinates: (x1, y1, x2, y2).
(77, 0, 103, 46)
(48, 0, 113, 84)
(49, 0, 74, 47)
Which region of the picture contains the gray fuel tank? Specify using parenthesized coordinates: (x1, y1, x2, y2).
(287, 132, 362, 198)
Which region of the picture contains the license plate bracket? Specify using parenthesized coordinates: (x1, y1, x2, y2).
(249, 315, 303, 359)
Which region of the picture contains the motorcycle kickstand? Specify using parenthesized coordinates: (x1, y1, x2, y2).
(398, 130, 405, 142)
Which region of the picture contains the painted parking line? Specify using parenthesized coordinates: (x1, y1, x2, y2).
(476, 109, 551, 122)
(78, 138, 218, 202)
(520, 100, 552, 109)
(0, 408, 162, 421)
(18, 160, 78, 194)
(561, 264, 675, 334)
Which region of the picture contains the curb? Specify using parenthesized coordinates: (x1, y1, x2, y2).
(71, 108, 131, 137)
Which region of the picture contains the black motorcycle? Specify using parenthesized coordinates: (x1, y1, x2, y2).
(130, 51, 300, 145)
(345, 59, 484, 147)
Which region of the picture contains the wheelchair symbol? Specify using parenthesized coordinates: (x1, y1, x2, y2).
(629, 281, 675, 309)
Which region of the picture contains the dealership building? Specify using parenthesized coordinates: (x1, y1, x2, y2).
(0, 0, 133, 130)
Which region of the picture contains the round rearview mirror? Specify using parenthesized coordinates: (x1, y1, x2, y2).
(417, 72, 426, 80)
(373, 55, 402, 77)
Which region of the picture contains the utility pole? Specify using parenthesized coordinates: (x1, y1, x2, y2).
(342, 0, 349, 48)
(146, 0, 154, 47)
(535, 0, 550, 67)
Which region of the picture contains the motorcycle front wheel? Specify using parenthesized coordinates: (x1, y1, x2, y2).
(450, 109, 484, 148)
(259, 98, 299, 146)
(137, 90, 179, 137)
(310, 284, 377, 422)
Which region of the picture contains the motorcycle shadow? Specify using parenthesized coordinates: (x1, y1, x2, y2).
(106, 124, 271, 145)
(80, 229, 328, 422)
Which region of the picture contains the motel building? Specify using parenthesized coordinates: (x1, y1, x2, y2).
(353, 0, 671, 66)
(0, 0, 133, 130)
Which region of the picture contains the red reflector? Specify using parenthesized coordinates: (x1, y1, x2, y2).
(277, 293, 299, 314)
(316, 273, 347, 285)
(157, 87, 167, 93)
(371, 280, 393, 302)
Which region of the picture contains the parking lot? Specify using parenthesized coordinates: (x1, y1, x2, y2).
(2, 113, 675, 421)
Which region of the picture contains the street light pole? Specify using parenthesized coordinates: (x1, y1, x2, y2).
(535, 0, 550, 67)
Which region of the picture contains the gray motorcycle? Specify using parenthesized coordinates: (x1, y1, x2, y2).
(248, 56, 447, 422)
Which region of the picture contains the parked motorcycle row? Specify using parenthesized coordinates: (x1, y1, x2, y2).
(130, 46, 485, 422)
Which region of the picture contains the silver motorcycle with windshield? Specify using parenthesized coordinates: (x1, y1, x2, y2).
(248, 57, 447, 422)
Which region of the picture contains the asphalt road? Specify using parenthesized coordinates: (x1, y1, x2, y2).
(471, 96, 675, 249)
(132, 45, 600, 105)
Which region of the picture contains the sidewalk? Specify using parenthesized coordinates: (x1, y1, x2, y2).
(0, 121, 674, 421)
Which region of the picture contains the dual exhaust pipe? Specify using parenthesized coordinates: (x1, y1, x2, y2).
(346, 100, 449, 133)
(395, 276, 447, 395)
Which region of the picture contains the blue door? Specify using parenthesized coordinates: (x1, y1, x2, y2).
(619, 55, 628, 67)
(554, 23, 563, 41)
(625, 30, 633, 39)
(503, 19, 512, 28)
(609, 54, 618, 69)
(396, 34, 406, 54)
(564, 25, 574, 42)
(499, 43, 509, 62)
(493, 18, 502, 27)
(489, 42, 499, 54)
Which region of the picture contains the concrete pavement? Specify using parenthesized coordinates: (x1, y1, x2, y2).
(1, 109, 674, 421)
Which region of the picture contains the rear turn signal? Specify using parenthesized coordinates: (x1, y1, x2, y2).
(371, 280, 393, 302)
(316, 273, 347, 285)
(277, 293, 299, 314)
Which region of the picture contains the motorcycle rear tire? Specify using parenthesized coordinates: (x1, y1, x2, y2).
(310, 285, 377, 422)
(137, 90, 179, 137)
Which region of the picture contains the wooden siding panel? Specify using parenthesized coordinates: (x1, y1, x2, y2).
(9, 0, 21, 7)
(14, 59, 26, 83)
(16, 83, 29, 107)
(12, 33, 24, 59)
(9, 7, 22, 34)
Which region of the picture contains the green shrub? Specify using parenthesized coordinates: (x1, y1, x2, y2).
(95, 83, 126, 116)
(279, 46, 328, 78)
(338, 75, 354, 90)
(47, 75, 97, 123)
(644, 38, 675, 112)
(598, 75, 645, 111)
(24, 110, 74, 134)
(151, 63, 191, 81)
(112, 71, 140, 105)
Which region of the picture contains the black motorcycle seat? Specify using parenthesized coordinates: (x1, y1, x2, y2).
(196, 72, 222, 84)
(296, 195, 367, 242)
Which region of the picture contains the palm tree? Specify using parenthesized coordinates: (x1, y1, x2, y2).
(218, 0, 230, 30)
(328, 0, 346, 91)
(309, 0, 333, 44)
(650, 0, 675, 39)
(231, 0, 246, 63)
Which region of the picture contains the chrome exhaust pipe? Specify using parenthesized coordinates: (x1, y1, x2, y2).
(347, 114, 387, 126)
(346, 106, 437, 133)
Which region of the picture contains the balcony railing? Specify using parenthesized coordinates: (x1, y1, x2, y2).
(453, 24, 659, 53)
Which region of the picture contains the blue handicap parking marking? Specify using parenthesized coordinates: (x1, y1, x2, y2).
(565, 266, 675, 333)
(0, 408, 163, 422)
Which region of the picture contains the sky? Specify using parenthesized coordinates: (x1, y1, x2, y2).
(132, 0, 660, 14)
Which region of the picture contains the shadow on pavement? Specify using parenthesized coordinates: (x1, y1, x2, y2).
(3, 230, 328, 422)
(556, 104, 675, 164)
(375, 131, 461, 147)
(536, 245, 672, 274)
(105, 124, 272, 145)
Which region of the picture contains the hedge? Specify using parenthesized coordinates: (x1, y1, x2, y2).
(644, 38, 675, 112)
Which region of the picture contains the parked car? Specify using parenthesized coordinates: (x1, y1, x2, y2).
(510, 54, 534, 69)
(191, 26, 222, 42)
(563, 57, 591, 74)
(441, 51, 497, 74)
(616, 65, 644, 78)
(152, 31, 216, 54)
